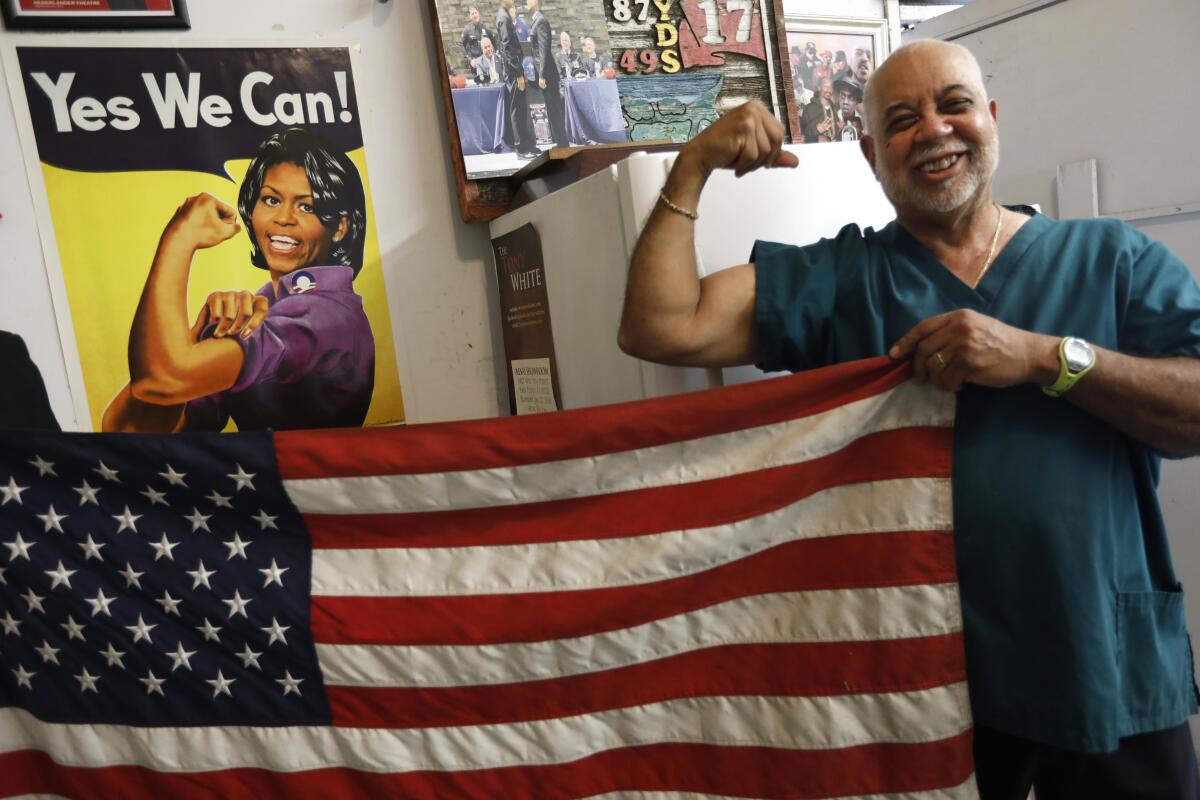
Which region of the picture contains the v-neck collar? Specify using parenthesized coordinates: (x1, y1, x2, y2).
(888, 207, 1051, 311)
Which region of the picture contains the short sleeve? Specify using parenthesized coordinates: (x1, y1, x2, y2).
(752, 236, 841, 373)
(231, 302, 322, 392)
(1118, 230, 1200, 357)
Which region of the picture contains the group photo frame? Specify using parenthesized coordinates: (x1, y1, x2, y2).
(1, 0, 189, 31)
(780, 14, 888, 145)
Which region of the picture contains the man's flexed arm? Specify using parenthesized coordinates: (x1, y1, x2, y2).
(618, 101, 798, 367)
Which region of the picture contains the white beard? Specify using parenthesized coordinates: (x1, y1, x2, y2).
(877, 134, 1000, 214)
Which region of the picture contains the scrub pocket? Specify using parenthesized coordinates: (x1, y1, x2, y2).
(1116, 587, 1195, 729)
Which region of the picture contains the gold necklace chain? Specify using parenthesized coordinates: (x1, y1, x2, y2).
(971, 203, 1004, 289)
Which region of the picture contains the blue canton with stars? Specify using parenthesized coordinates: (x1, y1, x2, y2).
(0, 431, 330, 726)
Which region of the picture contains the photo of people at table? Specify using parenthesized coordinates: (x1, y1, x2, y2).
(436, 0, 624, 180)
(786, 30, 876, 143)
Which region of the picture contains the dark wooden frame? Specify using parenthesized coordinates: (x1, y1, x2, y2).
(1, 0, 189, 30)
(429, 0, 792, 224)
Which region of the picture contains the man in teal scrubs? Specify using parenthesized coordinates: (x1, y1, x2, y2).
(619, 39, 1200, 798)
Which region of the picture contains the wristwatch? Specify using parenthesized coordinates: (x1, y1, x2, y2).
(1042, 336, 1096, 397)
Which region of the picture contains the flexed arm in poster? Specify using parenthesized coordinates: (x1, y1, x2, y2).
(102, 128, 376, 433)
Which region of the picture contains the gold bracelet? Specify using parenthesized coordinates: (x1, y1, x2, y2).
(658, 189, 698, 221)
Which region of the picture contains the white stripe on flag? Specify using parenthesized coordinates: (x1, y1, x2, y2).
(0, 684, 971, 774)
(316, 583, 963, 688)
(310, 477, 951, 597)
(284, 381, 954, 515)
(581, 778, 980, 800)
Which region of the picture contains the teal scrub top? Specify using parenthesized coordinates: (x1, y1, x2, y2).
(753, 210, 1200, 753)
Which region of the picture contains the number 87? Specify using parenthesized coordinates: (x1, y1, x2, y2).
(612, 0, 652, 23)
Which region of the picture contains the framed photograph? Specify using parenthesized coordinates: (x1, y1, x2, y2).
(781, 15, 888, 145)
(1, 0, 189, 31)
(430, 0, 790, 223)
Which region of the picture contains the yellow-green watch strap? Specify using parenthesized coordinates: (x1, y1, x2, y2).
(1043, 337, 1095, 398)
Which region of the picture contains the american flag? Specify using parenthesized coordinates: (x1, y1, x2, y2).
(0, 357, 975, 798)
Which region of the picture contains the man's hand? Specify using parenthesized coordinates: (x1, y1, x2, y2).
(518, 75, 526, 91)
(163, 193, 241, 251)
(889, 309, 1058, 391)
(538, 77, 546, 89)
(197, 290, 270, 340)
(678, 100, 799, 178)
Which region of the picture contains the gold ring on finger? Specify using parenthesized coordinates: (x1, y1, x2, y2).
(933, 351, 947, 369)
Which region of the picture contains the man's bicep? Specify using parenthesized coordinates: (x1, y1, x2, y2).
(685, 263, 760, 367)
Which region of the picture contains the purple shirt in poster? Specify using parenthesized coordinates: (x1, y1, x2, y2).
(184, 265, 375, 431)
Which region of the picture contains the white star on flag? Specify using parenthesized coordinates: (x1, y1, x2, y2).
(75, 668, 100, 694)
(139, 670, 166, 696)
(0, 564, 6, 585)
(227, 464, 256, 492)
(85, 588, 116, 618)
(120, 562, 144, 589)
(156, 591, 183, 617)
(5, 533, 35, 561)
(12, 664, 35, 689)
(206, 490, 233, 509)
(149, 533, 179, 562)
(78, 533, 106, 562)
(261, 617, 290, 647)
(28, 455, 55, 476)
(223, 533, 251, 560)
(101, 643, 126, 669)
(112, 505, 142, 533)
(207, 670, 236, 698)
(21, 588, 45, 614)
(125, 614, 157, 644)
(93, 461, 120, 482)
(184, 508, 212, 532)
(35, 640, 61, 665)
(196, 618, 223, 642)
(258, 559, 288, 588)
(0, 611, 21, 636)
(222, 589, 252, 619)
(74, 479, 101, 506)
(140, 485, 168, 506)
(1, 476, 28, 505)
(187, 560, 217, 589)
(237, 644, 263, 670)
(166, 642, 197, 672)
(45, 560, 77, 590)
(158, 465, 187, 486)
(252, 509, 278, 530)
(276, 671, 304, 697)
(37, 505, 67, 533)
(60, 616, 86, 641)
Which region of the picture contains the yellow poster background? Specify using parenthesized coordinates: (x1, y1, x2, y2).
(41, 149, 405, 431)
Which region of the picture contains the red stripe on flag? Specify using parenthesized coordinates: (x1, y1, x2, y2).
(327, 634, 967, 729)
(0, 732, 974, 798)
(276, 357, 914, 479)
(312, 530, 956, 646)
(306, 426, 953, 550)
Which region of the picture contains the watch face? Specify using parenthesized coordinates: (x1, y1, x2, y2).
(1063, 338, 1094, 372)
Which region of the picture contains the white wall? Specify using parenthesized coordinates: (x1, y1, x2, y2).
(911, 0, 1200, 744)
(0, 1, 508, 428)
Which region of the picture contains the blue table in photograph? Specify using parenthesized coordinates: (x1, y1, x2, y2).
(452, 84, 507, 155)
(564, 78, 627, 145)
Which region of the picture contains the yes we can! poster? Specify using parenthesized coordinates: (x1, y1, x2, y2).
(3, 43, 406, 431)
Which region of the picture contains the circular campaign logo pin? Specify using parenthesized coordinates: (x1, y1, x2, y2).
(292, 271, 317, 294)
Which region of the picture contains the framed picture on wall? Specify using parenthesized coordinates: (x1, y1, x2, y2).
(428, 0, 792, 223)
(781, 15, 888, 145)
(0, 0, 189, 31)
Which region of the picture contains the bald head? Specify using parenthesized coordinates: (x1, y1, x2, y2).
(863, 40, 987, 136)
